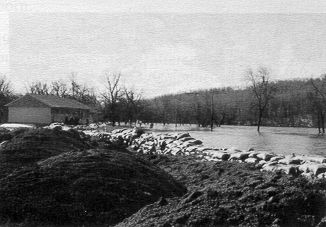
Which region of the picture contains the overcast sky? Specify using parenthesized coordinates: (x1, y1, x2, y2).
(1, 1, 326, 97)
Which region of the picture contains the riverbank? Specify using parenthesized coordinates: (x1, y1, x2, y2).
(102, 127, 326, 179)
(0, 124, 325, 226)
(100, 123, 326, 157)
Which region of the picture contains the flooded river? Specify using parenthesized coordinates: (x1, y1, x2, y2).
(146, 124, 326, 157)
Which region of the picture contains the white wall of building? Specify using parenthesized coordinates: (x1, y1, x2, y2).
(8, 107, 52, 124)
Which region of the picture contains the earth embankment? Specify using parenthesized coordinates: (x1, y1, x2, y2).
(0, 128, 91, 179)
(0, 128, 186, 226)
(0, 126, 325, 227)
(117, 154, 326, 227)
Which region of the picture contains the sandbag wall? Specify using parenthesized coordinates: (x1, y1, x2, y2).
(93, 128, 326, 180)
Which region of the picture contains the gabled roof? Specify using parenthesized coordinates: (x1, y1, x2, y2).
(5, 94, 90, 110)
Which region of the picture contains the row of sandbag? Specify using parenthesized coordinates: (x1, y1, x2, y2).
(108, 129, 326, 179)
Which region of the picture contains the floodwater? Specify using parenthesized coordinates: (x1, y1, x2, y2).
(146, 123, 326, 157)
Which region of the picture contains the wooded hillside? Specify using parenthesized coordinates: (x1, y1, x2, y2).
(137, 78, 320, 128)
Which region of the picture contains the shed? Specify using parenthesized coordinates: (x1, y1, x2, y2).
(5, 94, 92, 125)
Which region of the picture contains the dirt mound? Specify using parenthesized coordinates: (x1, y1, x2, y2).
(0, 149, 186, 226)
(0, 128, 12, 141)
(0, 128, 90, 178)
(117, 154, 326, 227)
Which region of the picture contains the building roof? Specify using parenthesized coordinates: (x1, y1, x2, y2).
(5, 94, 90, 110)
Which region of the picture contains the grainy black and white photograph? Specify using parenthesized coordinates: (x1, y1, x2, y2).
(0, 1, 326, 226)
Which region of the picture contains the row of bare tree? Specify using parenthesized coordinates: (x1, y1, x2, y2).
(247, 68, 326, 132)
(101, 73, 142, 126)
(131, 67, 326, 133)
(28, 79, 97, 106)
(308, 76, 326, 133)
(0, 68, 326, 132)
(0, 72, 143, 125)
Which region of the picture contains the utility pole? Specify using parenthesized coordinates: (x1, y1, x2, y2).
(210, 93, 214, 131)
(210, 90, 218, 131)
(174, 102, 177, 128)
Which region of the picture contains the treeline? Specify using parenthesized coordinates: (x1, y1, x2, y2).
(137, 76, 326, 131)
(0, 73, 144, 126)
(24, 73, 143, 126)
(1, 70, 326, 131)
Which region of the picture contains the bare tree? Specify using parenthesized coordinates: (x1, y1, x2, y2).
(0, 76, 15, 122)
(28, 75, 97, 107)
(68, 75, 97, 106)
(102, 72, 122, 126)
(28, 81, 50, 95)
(124, 87, 142, 126)
(247, 67, 275, 132)
(51, 80, 68, 97)
(70, 74, 81, 99)
(309, 75, 326, 133)
(0, 76, 12, 97)
(77, 86, 97, 106)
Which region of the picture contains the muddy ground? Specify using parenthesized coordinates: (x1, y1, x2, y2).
(118, 154, 326, 227)
(0, 128, 185, 226)
(0, 127, 91, 179)
(0, 128, 325, 227)
(0, 149, 185, 226)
